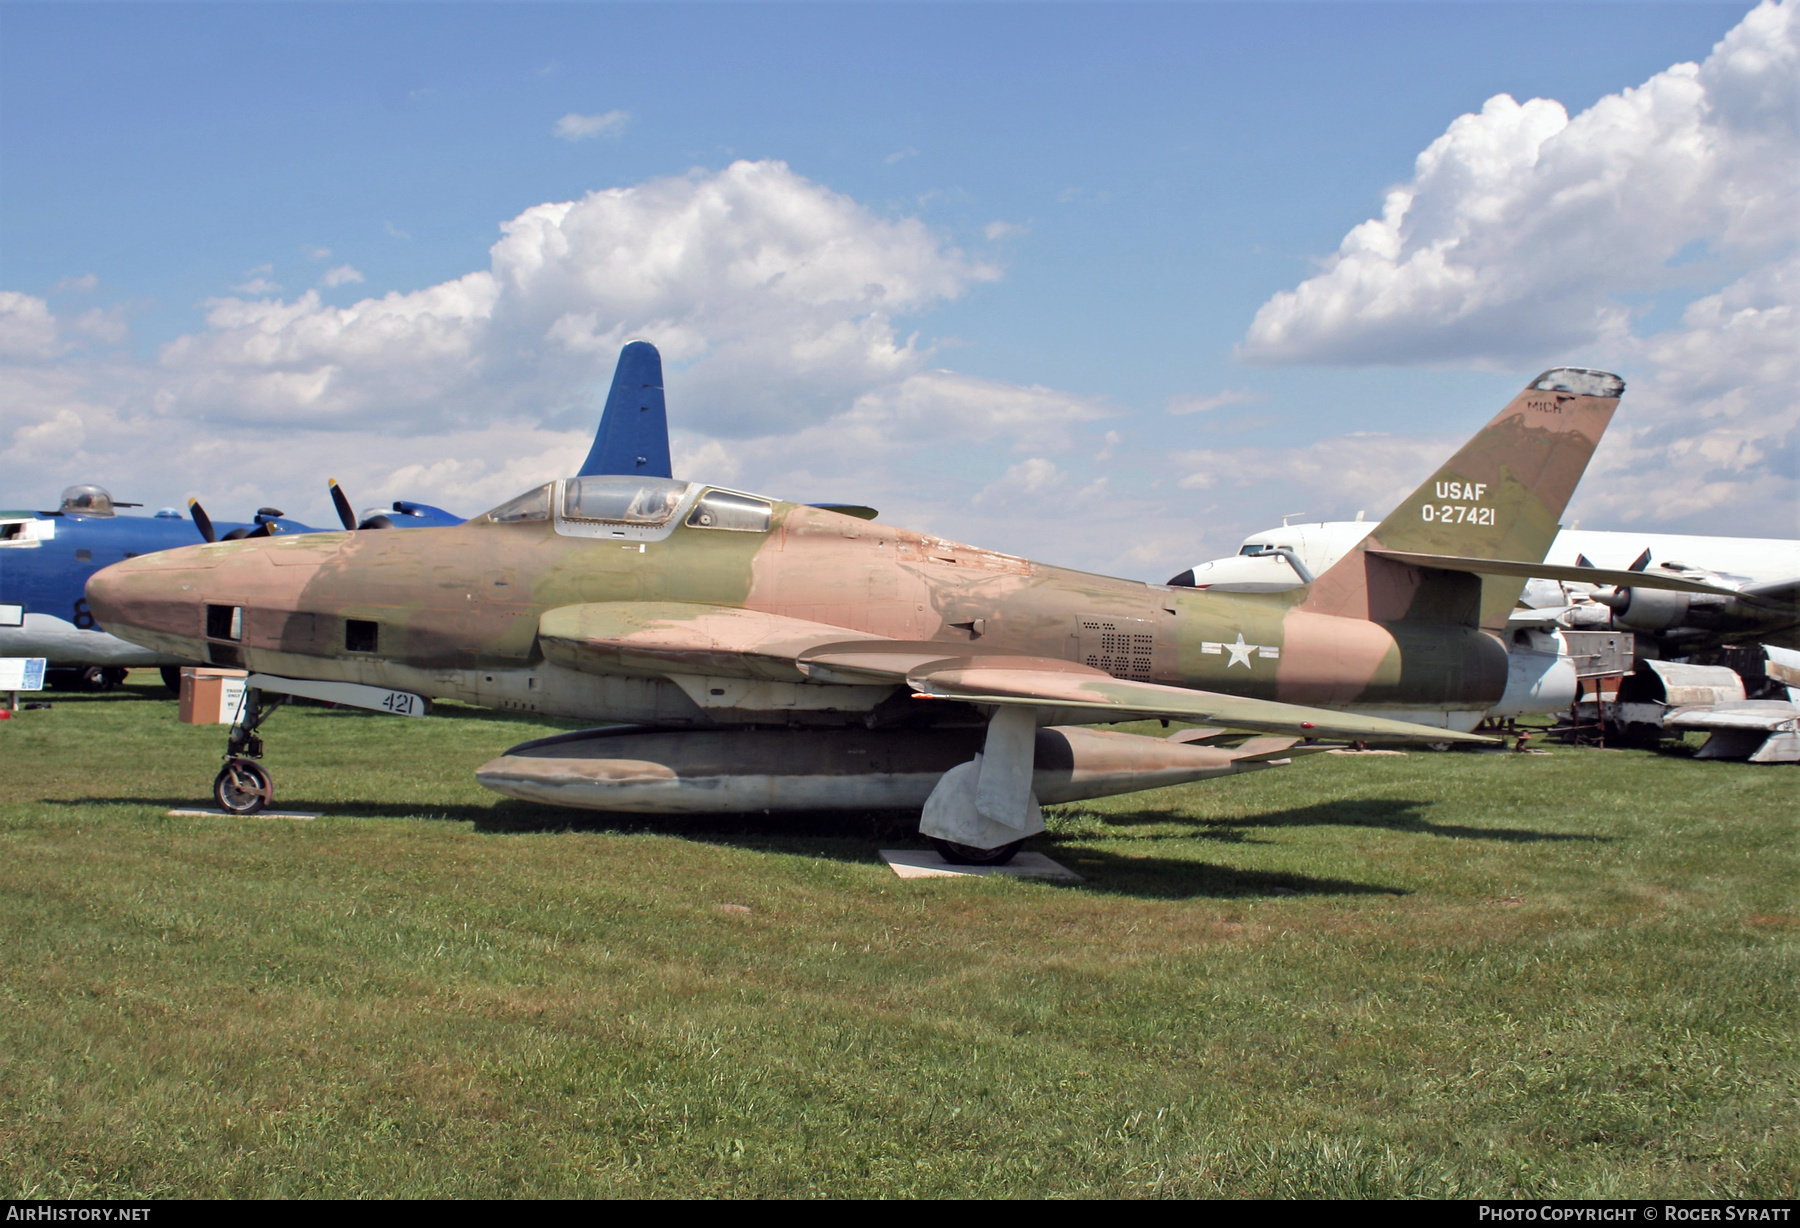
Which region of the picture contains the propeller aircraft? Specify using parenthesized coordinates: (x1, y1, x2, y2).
(2, 340, 674, 690)
(91, 367, 1659, 863)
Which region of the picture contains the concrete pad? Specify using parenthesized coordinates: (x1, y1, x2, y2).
(167, 808, 317, 821)
(880, 849, 1081, 881)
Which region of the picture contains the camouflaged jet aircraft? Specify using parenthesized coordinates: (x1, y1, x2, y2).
(90, 367, 1699, 863)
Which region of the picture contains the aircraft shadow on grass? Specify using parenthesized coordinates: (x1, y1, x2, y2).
(1075, 797, 1611, 846)
(60, 753, 1603, 901)
(430, 802, 1414, 900)
(47, 795, 1405, 900)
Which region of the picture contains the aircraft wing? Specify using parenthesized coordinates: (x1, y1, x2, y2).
(537, 601, 1494, 744)
(537, 602, 891, 680)
(1739, 577, 1800, 611)
(1365, 549, 1743, 596)
(898, 663, 1494, 744)
(1663, 701, 1799, 733)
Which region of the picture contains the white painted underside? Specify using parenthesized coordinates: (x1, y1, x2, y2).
(0, 614, 183, 666)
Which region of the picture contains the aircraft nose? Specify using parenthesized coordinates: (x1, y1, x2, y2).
(85, 556, 200, 652)
(84, 560, 134, 625)
(85, 565, 125, 623)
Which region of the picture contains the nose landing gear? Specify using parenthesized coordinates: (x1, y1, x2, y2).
(214, 758, 273, 814)
(213, 686, 284, 815)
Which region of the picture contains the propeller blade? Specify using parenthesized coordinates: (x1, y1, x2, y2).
(187, 498, 217, 543)
(328, 479, 357, 531)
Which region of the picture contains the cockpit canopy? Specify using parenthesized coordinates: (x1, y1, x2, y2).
(59, 484, 114, 517)
(482, 476, 773, 535)
(564, 476, 690, 525)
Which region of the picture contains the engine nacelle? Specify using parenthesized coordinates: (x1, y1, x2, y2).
(1489, 647, 1578, 718)
(1604, 587, 1691, 631)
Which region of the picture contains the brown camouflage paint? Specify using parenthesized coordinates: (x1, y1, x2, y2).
(88, 370, 1621, 734)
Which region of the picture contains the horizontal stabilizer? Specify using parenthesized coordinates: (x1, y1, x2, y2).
(1365, 549, 1742, 597)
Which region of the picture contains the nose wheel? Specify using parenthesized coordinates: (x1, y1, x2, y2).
(214, 686, 285, 815)
(214, 758, 274, 814)
(929, 837, 1025, 866)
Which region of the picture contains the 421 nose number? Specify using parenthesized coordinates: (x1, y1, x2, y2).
(1423, 504, 1496, 525)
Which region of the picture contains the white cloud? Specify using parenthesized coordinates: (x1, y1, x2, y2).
(302, 245, 333, 261)
(51, 274, 98, 295)
(0, 292, 64, 361)
(1570, 250, 1799, 530)
(233, 266, 281, 295)
(975, 457, 1064, 505)
(1166, 388, 1263, 416)
(320, 264, 365, 288)
(1174, 433, 1454, 504)
(0, 161, 1061, 548)
(97, 161, 997, 439)
(885, 147, 917, 165)
(555, 110, 630, 141)
(384, 222, 411, 240)
(1238, 0, 1799, 534)
(1240, 0, 1798, 367)
(983, 220, 1028, 241)
(70, 305, 129, 346)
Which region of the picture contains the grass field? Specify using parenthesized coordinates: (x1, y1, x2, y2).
(1, 670, 1794, 1198)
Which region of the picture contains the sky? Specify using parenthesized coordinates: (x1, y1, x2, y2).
(2, 0, 1794, 580)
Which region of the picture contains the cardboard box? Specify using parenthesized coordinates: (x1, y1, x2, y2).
(179, 667, 249, 725)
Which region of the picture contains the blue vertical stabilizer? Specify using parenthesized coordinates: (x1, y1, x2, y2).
(579, 340, 672, 478)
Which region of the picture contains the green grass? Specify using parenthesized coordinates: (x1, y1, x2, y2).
(1, 671, 1794, 1198)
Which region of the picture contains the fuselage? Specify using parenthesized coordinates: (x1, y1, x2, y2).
(88, 480, 1510, 732)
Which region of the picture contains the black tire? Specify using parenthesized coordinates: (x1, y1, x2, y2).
(160, 666, 184, 695)
(213, 758, 273, 815)
(930, 837, 1025, 866)
(77, 666, 114, 692)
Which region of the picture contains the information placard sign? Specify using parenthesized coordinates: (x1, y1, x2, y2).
(0, 658, 47, 690)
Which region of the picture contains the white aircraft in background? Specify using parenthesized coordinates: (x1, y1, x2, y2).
(1172, 521, 1799, 649)
(1169, 519, 1800, 727)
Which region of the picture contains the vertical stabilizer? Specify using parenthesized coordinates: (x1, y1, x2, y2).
(1300, 368, 1624, 629)
(579, 340, 673, 478)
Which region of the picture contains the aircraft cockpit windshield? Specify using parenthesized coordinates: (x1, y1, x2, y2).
(59, 484, 115, 517)
(484, 484, 552, 524)
(686, 489, 772, 532)
(563, 476, 691, 525)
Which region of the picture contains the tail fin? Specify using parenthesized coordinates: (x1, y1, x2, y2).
(578, 340, 673, 478)
(1300, 368, 1624, 630)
